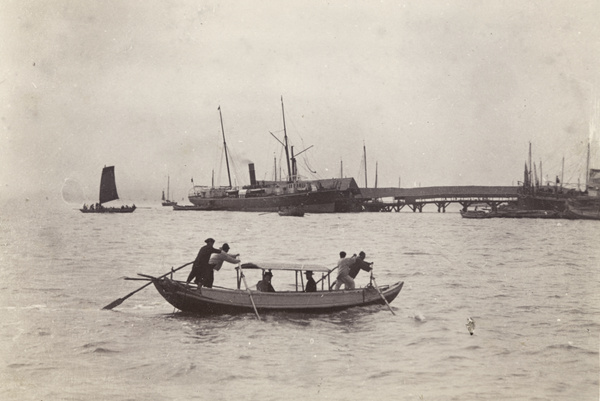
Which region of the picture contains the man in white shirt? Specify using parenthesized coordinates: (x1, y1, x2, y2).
(206, 243, 241, 287)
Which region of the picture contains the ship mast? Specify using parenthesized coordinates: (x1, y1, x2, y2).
(363, 142, 368, 188)
(218, 106, 232, 188)
(167, 175, 170, 200)
(281, 97, 293, 182)
(586, 142, 590, 190)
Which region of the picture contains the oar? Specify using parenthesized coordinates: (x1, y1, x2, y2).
(315, 266, 338, 286)
(371, 269, 395, 315)
(238, 263, 260, 320)
(102, 261, 194, 310)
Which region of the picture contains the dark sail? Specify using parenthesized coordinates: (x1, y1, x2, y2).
(99, 166, 119, 204)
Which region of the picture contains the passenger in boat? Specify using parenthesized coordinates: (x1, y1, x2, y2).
(348, 251, 373, 280)
(186, 238, 222, 288)
(256, 271, 275, 292)
(207, 243, 240, 287)
(82, 204, 88, 210)
(304, 270, 317, 292)
(334, 251, 357, 290)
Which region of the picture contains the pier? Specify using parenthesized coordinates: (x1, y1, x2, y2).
(358, 186, 520, 212)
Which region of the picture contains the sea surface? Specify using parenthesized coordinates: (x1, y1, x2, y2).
(1, 198, 598, 401)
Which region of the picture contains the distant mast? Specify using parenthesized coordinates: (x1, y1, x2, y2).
(363, 142, 368, 188)
(561, 156, 565, 191)
(167, 175, 171, 200)
(281, 97, 293, 182)
(375, 161, 378, 188)
(586, 142, 591, 190)
(218, 106, 233, 189)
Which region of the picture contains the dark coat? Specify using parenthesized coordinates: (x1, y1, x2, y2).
(348, 258, 372, 279)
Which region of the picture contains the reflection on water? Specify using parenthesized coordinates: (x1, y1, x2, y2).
(0, 201, 599, 400)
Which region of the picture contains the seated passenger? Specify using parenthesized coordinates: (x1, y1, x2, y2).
(304, 270, 317, 292)
(256, 271, 275, 292)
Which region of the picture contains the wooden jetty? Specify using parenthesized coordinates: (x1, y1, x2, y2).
(358, 186, 520, 212)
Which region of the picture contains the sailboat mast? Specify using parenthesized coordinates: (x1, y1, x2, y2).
(218, 106, 232, 188)
(363, 142, 368, 188)
(281, 97, 292, 182)
(375, 161, 378, 188)
(167, 175, 170, 199)
(561, 156, 564, 191)
(586, 142, 590, 190)
(528, 142, 532, 189)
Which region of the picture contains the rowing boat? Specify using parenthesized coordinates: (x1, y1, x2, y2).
(150, 262, 403, 315)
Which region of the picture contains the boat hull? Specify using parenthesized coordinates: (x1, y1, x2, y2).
(153, 278, 403, 315)
(460, 209, 563, 219)
(80, 206, 136, 213)
(188, 190, 360, 213)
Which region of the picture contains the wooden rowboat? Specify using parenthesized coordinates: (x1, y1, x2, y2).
(150, 262, 403, 315)
(277, 206, 305, 217)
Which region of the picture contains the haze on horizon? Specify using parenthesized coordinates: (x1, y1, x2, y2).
(2, 1, 599, 205)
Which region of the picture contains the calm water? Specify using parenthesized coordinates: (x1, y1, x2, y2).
(1, 198, 599, 400)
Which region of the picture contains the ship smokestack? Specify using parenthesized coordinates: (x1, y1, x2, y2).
(248, 163, 257, 186)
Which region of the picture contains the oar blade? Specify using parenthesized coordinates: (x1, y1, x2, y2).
(102, 298, 124, 310)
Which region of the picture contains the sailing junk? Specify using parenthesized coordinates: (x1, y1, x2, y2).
(80, 166, 136, 213)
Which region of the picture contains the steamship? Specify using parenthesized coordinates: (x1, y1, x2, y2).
(187, 100, 363, 213)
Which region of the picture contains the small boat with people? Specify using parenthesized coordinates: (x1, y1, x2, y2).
(143, 262, 402, 317)
(80, 166, 136, 213)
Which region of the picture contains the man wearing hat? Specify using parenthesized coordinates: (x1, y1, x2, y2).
(206, 243, 240, 288)
(256, 270, 275, 292)
(304, 270, 317, 293)
(186, 238, 222, 287)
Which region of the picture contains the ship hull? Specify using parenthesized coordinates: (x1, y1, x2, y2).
(189, 189, 361, 213)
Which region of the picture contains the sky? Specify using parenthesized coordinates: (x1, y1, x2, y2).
(2, 1, 599, 204)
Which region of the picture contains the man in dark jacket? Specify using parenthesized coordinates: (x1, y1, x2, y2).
(304, 270, 317, 292)
(348, 251, 373, 279)
(187, 238, 222, 287)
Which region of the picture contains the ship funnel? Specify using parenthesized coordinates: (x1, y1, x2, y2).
(248, 163, 257, 186)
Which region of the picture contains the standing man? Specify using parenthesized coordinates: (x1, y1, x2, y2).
(334, 251, 357, 290)
(187, 238, 222, 287)
(348, 251, 373, 280)
(206, 243, 240, 288)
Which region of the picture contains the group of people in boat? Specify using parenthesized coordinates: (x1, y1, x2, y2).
(186, 237, 240, 289)
(332, 251, 373, 290)
(82, 203, 136, 211)
(186, 237, 373, 293)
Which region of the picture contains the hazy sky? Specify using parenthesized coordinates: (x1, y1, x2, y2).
(2, 1, 599, 203)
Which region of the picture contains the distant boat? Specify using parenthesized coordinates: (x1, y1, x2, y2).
(460, 208, 563, 219)
(172, 204, 217, 211)
(162, 175, 177, 206)
(278, 206, 305, 217)
(80, 166, 136, 213)
(564, 198, 600, 220)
